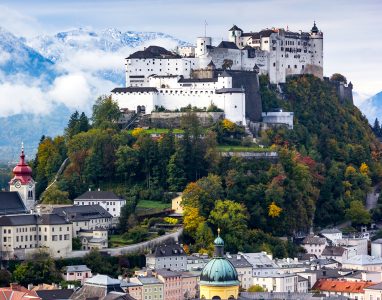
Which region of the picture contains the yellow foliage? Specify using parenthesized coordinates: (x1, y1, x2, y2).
(345, 165, 357, 177)
(222, 119, 235, 131)
(268, 201, 282, 218)
(342, 180, 352, 189)
(164, 217, 178, 225)
(360, 162, 369, 175)
(183, 207, 205, 234)
(131, 127, 145, 137)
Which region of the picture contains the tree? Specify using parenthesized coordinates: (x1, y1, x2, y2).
(83, 249, 113, 274)
(183, 207, 205, 236)
(268, 202, 282, 218)
(12, 251, 61, 285)
(115, 145, 140, 179)
(345, 200, 371, 226)
(330, 73, 347, 83)
(92, 96, 121, 129)
(167, 151, 187, 192)
(40, 184, 71, 204)
(72, 237, 82, 250)
(247, 285, 266, 292)
(209, 199, 249, 252)
(0, 269, 11, 287)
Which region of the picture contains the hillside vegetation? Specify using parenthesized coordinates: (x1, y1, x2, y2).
(31, 75, 382, 256)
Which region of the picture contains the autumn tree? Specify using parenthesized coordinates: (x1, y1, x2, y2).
(40, 184, 71, 204)
(345, 200, 371, 226)
(92, 96, 121, 129)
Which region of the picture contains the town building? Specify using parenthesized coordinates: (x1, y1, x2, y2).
(77, 228, 108, 250)
(0, 284, 41, 300)
(70, 274, 134, 300)
(52, 205, 113, 237)
(251, 273, 308, 293)
(320, 246, 349, 263)
(337, 238, 368, 257)
(364, 282, 382, 300)
(0, 213, 72, 260)
(371, 239, 382, 258)
(8, 146, 36, 211)
(74, 190, 126, 225)
(130, 276, 163, 300)
(120, 281, 143, 300)
(313, 279, 374, 299)
(0, 192, 28, 216)
(342, 255, 382, 272)
(225, 253, 253, 290)
(320, 228, 343, 243)
(179, 272, 199, 299)
(261, 110, 294, 129)
(187, 253, 209, 271)
(302, 235, 327, 256)
(240, 252, 279, 276)
(199, 231, 240, 299)
(155, 269, 183, 300)
(146, 243, 187, 271)
(62, 265, 92, 284)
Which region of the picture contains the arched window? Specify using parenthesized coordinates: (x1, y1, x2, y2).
(212, 297, 221, 300)
(28, 191, 33, 199)
(228, 296, 235, 300)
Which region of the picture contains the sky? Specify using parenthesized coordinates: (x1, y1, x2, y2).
(0, 0, 381, 104)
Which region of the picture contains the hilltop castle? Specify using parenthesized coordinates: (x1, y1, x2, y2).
(112, 23, 323, 124)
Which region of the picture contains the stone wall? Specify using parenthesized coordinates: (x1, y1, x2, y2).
(140, 112, 224, 128)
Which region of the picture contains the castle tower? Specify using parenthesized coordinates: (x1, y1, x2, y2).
(228, 25, 243, 46)
(309, 21, 323, 78)
(195, 37, 212, 58)
(9, 144, 36, 211)
(199, 229, 240, 299)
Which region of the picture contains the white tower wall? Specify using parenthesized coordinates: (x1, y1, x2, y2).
(195, 37, 212, 58)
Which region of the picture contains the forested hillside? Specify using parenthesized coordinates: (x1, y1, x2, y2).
(31, 75, 382, 256)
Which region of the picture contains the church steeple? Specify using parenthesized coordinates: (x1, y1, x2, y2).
(213, 228, 225, 257)
(9, 144, 35, 211)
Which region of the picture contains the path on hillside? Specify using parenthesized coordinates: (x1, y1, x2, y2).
(43, 158, 69, 193)
(66, 227, 183, 258)
(367, 184, 380, 211)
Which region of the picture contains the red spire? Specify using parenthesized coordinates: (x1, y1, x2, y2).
(10, 143, 33, 185)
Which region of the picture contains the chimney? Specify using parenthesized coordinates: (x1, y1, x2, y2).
(27, 284, 33, 290)
(89, 188, 91, 191)
(98, 188, 100, 191)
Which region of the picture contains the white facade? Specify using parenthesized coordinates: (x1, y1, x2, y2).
(113, 73, 246, 124)
(338, 238, 368, 257)
(262, 111, 294, 129)
(371, 240, 382, 258)
(252, 273, 308, 293)
(9, 181, 35, 212)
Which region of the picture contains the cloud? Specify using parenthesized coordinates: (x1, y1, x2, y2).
(0, 51, 11, 65)
(0, 5, 42, 38)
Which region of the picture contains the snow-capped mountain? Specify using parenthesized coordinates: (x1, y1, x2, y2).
(28, 27, 190, 62)
(0, 26, 189, 161)
(0, 27, 56, 81)
(358, 91, 382, 123)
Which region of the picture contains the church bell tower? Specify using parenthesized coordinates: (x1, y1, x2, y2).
(9, 144, 36, 211)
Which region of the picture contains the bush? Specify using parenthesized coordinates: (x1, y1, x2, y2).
(124, 226, 149, 243)
(164, 217, 178, 225)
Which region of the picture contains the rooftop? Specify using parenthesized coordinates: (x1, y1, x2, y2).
(65, 265, 91, 273)
(302, 235, 327, 245)
(342, 255, 382, 265)
(148, 243, 186, 258)
(137, 276, 162, 285)
(127, 46, 180, 59)
(321, 228, 342, 234)
(75, 191, 123, 201)
(322, 246, 346, 257)
(0, 192, 28, 215)
(52, 205, 112, 222)
(85, 274, 121, 287)
(35, 289, 74, 300)
(313, 279, 374, 293)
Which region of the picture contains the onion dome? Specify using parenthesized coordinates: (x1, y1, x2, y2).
(10, 144, 33, 185)
(200, 230, 239, 286)
(199, 257, 239, 286)
(311, 21, 319, 34)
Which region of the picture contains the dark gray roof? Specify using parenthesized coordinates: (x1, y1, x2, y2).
(52, 205, 112, 222)
(127, 46, 180, 59)
(365, 282, 382, 290)
(149, 243, 186, 258)
(321, 228, 342, 234)
(102, 292, 135, 300)
(75, 191, 122, 201)
(322, 246, 346, 257)
(217, 41, 239, 50)
(303, 235, 326, 245)
(111, 87, 158, 93)
(0, 213, 68, 226)
(215, 88, 244, 94)
(372, 239, 382, 244)
(225, 254, 252, 268)
(36, 289, 74, 300)
(155, 269, 181, 278)
(0, 192, 28, 215)
(137, 277, 162, 285)
(65, 265, 91, 273)
(229, 25, 243, 32)
(178, 77, 218, 83)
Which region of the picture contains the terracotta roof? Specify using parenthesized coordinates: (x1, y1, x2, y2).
(0, 284, 41, 300)
(312, 279, 374, 293)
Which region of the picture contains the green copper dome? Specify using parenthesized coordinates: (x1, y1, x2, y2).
(214, 236, 224, 246)
(200, 257, 240, 286)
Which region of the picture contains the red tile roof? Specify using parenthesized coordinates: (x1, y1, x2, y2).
(313, 279, 375, 294)
(0, 284, 41, 300)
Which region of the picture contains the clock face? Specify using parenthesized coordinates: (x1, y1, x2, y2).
(28, 182, 33, 189)
(14, 180, 21, 189)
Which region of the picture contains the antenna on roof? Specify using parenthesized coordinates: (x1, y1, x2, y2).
(204, 20, 208, 37)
